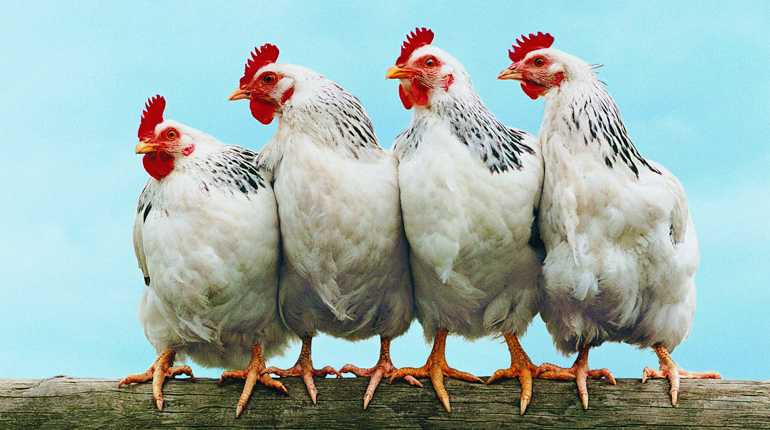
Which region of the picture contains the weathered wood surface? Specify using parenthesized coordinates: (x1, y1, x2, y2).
(0, 376, 767, 429)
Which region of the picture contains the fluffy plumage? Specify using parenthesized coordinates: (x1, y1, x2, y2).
(230, 46, 413, 408)
(499, 33, 720, 408)
(386, 29, 545, 413)
(121, 96, 290, 415)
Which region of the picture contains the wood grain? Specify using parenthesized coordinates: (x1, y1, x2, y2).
(0, 376, 767, 429)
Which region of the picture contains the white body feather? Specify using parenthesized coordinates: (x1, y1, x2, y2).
(534, 51, 698, 354)
(394, 46, 545, 340)
(256, 65, 413, 341)
(134, 122, 289, 369)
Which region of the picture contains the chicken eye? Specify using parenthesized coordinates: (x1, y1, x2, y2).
(533, 56, 546, 68)
(424, 57, 436, 68)
(166, 129, 177, 139)
(262, 73, 277, 84)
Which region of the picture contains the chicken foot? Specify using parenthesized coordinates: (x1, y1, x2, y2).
(389, 329, 483, 412)
(219, 343, 288, 417)
(642, 343, 722, 406)
(486, 332, 540, 414)
(118, 349, 194, 411)
(538, 346, 615, 409)
(340, 336, 421, 409)
(265, 336, 341, 404)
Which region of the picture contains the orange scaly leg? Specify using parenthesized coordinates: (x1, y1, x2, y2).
(118, 349, 194, 411)
(265, 336, 341, 404)
(642, 344, 722, 406)
(219, 343, 288, 417)
(340, 336, 422, 409)
(389, 329, 483, 412)
(538, 346, 616, 409)
(486, 333, 540, 414)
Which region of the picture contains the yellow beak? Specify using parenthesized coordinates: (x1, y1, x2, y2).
(135, 140, 156, 154)
(497, 67, 523, 81)
(386, 65, 414, 80)
(228, 87, 251, 101)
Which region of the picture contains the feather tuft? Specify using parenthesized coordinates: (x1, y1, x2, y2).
(508, 32, 554, 63)
(396, 27, 434, 65)
(240, 44, 280, 88)
(138, 95, 165, 140)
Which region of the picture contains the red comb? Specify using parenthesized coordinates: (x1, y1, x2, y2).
(396, 27, 434, 65)
(240, 44, 280, 88)
(138, 95, 165, 140)
(508, 32, 554, 63)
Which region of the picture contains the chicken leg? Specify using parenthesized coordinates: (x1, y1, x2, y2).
(118, 349, 194, 411)
(340, 336, 422, 409)
(219, 343, 288, 417)
(486, 333, 540, 414)
(642, 344, 722, 406)
(265, 336, 341, 404)
(538, 346, 616, 409)
(389, 329, 484, 412)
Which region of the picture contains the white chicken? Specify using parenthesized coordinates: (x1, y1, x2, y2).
(498, 32, 721, 408)
(386, 28, 545, 413)
(119, 96, 290, 417)
(229, 44, 415, 408)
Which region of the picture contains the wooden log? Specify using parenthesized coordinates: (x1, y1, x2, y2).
(0, 376, 767, 429)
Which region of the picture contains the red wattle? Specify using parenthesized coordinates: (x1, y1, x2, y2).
(398, 84, 413, 110)
(521, 82, 545, 100)
(142, 151, 174, 180)
(411, 78, 430, 106)
(250, 98, 277, 125)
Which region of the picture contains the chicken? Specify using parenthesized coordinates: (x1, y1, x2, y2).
(119, 95, 290, 417)
(498, 32, 721, 408)
(229, 44, 415, 408)
(385, 28, 545, 413)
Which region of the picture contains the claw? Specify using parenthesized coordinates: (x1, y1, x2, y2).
(521, 397, 530, 415)
(439, 392, 451, 412)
